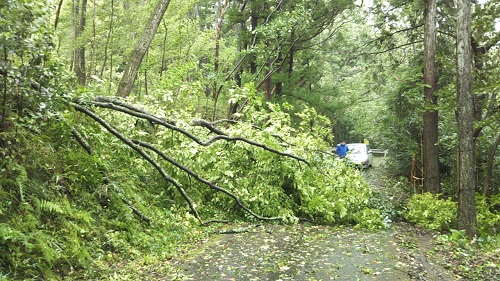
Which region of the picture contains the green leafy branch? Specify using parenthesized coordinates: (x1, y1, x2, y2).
(91, 97, 309, 165)
(69, 98, 309, 224)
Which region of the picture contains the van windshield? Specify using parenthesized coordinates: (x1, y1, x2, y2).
(348, 145, 366, 154)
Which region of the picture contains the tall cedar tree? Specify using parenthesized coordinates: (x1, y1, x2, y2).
(423, 0, 440, 193)
(456, 0, 477, 239)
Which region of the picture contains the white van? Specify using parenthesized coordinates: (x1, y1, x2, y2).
(346, 143, 373, 168)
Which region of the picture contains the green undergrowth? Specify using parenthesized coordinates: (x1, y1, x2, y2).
(403, 192, 500, 280)
(435, 230, 500, 280)
(403, 192, 500, 236)
(0, 125, 205, 280)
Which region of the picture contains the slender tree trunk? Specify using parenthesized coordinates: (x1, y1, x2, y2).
(423, 0, 440, 193)
(483, 133, 500, 196)
(54, 0, 64, 30)
(264, 40, 272, 100)
(264, 69, 272, 100)
(116, 0, 172, 97)
(288, 30, 295, 92)
(100, 0, 114, 79)
(74, 0, 87, 85)
(228, 21, 244, 119)
(1, 46, 7, 132)
(144, 69, 148, 98)
(456, 0, 477, 239)
(212, 0, 228, 120)
(275, 48, 283, 96)
(250, 0, 258, 75)
(87, 0, 96, 82)
(160, 21, 168, 77)
(109, 49, 113, 94)
(471, 36, 497, 190)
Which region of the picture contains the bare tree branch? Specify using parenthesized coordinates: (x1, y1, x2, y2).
(91, 100, 310, 165)
(70, 102, 205, 224)
(71, 126, 92, 154)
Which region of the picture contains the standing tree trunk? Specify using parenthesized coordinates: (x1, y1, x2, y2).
(250, 0, 258, 75)
(263, 41, 272, 100)
(100, 0, 114, 79)
(423, 0, 440, 193)
(73, 0, 87, 86)
(54, 0, 64, 30)
(288, 30, 295, 92)
(483, 133, 500, 196)
(87, 0, 96, 82)
(456, 0, 477, 239)
(116, 0, 172, 98)
(160, 21, 168, 77)
(212, 0, 228, 120)
(275, 47, 283, 96)
(228, 19, 244, 119)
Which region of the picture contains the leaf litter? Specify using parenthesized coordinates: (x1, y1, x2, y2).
(164, 158, 458, 280)
(169, 222, 456, 280)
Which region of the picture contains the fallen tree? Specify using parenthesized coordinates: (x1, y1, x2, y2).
(70, 97, 309, 225)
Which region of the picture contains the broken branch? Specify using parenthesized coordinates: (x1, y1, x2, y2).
(70, 102, 205, 224)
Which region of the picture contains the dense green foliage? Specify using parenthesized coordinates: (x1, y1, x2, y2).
(1, 0, 499, 279)
(404, 193, 457, 231)
(404, 192, 500, 236)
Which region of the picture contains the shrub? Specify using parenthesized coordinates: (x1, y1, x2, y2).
(476, 194, 500, 236)
(403, 192, 457, 231)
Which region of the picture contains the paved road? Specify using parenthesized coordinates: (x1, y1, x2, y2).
(176, 224, 411, 280)
(169, 158, 456, 280)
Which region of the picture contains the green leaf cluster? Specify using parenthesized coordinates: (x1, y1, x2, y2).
(403, 193, 457, 231)
(404, 192, 500, 237)
(476, 194, 500, 237)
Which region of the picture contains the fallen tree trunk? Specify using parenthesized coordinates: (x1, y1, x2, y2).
(134, 140, 280, 222)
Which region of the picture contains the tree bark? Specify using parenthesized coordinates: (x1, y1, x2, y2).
(288, 30, 295, 92)
(1, 47, 6, 132)
(99, 0, 114, 79)
(250, 0, 258, 75)
(73, 0, 87, 85)
(275, 48, 283, 96)
(422, 0, 440, 194)
(54, 0, 64, 30)
(483, 133, 500, 196)
(116, 0, 172, 97)
(228, 22, 243, 119)
(160, 21, 168, 77)
(212, 0, 228, 120)
(456, 0, 477, 239)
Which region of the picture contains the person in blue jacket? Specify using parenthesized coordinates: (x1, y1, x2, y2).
(335, 140, 349, 159)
